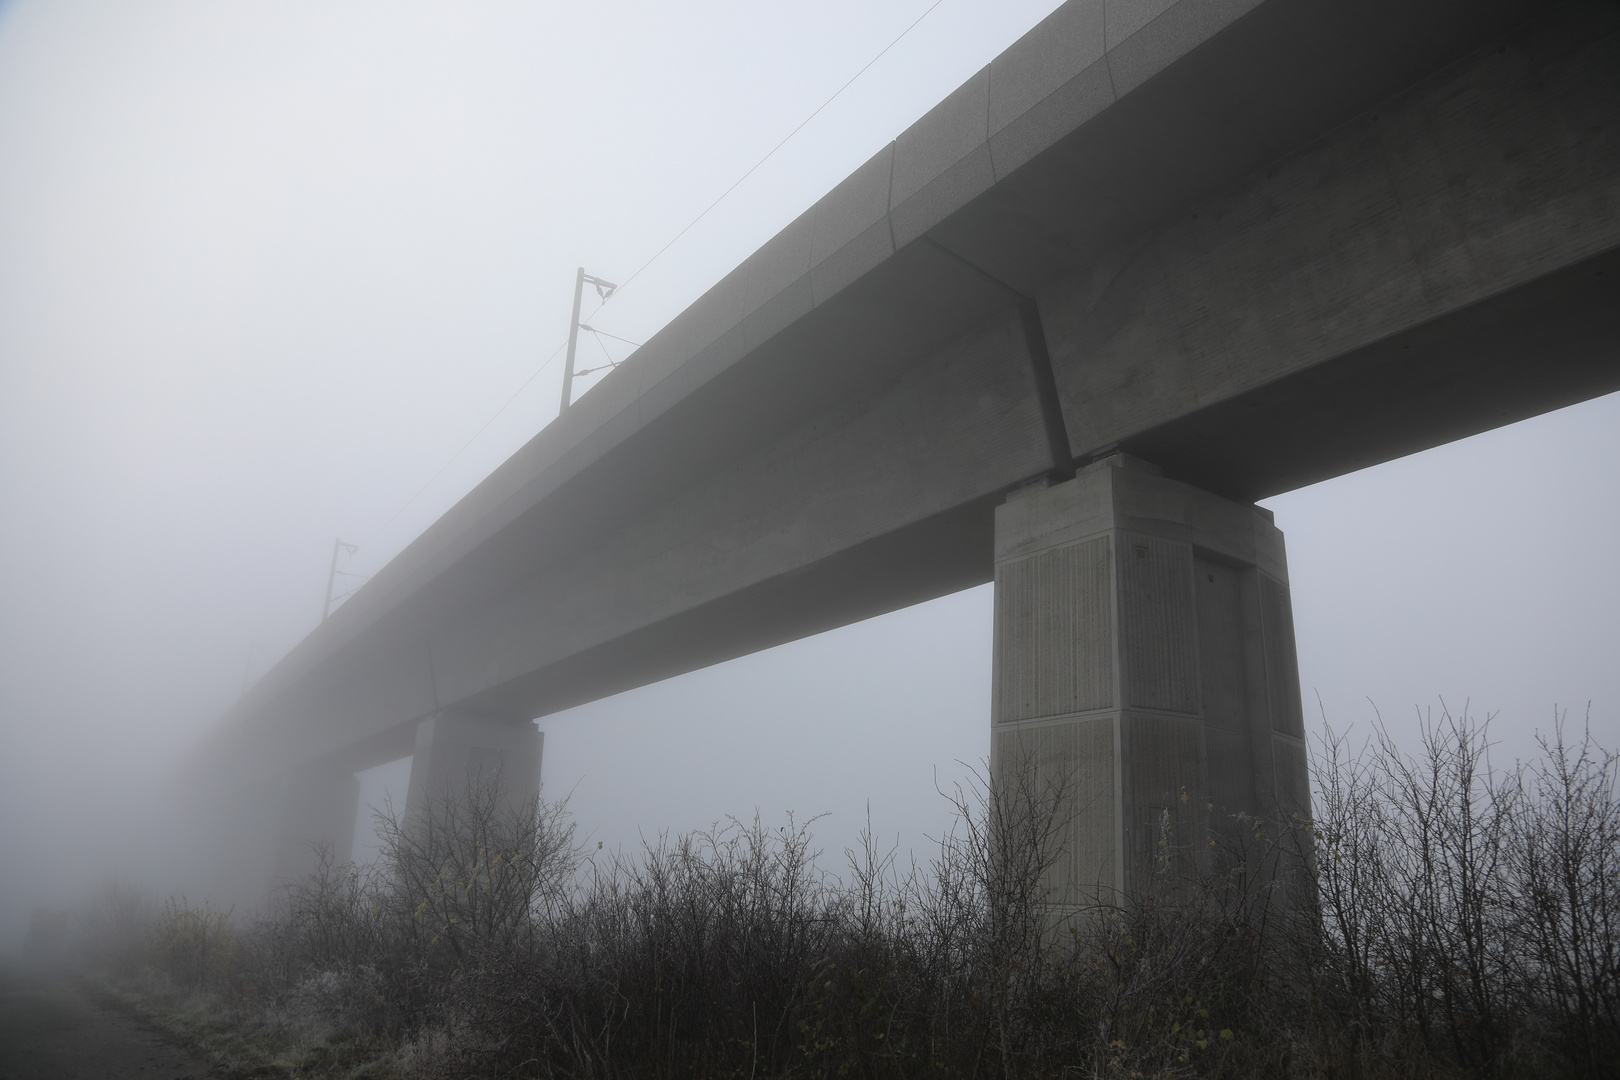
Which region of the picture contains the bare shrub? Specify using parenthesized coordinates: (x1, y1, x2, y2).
(75, 878, 156, 976)
(240, 775, 583, 1043)
(1312, 705, 1620, 1079)
(453, 813, 836, 1078)
(1080, 810, 1319, 1079)
(1503, 717, 1620, 1076)
(80, 708, 1618, 1080)
(376, 775, 579, 964)
(147, 896, 237, 991)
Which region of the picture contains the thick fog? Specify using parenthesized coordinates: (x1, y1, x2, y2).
(1, 1, 1615, 942)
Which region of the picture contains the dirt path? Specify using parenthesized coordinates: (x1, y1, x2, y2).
(0, 963, 213, 1080)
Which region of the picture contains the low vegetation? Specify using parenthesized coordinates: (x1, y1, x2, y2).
(66, 708, 1618, 1079)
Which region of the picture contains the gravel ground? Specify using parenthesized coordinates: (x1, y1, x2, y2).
(0, 961, 214, 1080)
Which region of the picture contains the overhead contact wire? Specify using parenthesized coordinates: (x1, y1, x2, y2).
(599, 0, 950, 302)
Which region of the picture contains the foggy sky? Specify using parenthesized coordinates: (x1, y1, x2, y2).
(1, 1, 1615, 939)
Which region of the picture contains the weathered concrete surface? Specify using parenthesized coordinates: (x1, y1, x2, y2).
(183, 0, 1620, 896)
(1044, 4, 1620, 496)
(270, 759, 360, 883)
(402, 713, 542, 818)
(991, 457, 1307, 905)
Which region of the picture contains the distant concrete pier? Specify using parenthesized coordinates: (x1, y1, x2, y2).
(402, 712, 542, 819)
(271, 760, 361, 883)
(264, 713, 542, 886)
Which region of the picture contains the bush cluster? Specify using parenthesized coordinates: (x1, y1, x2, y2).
(81, 710, 1617, 1080)
(1312, 711, 1620, 1078)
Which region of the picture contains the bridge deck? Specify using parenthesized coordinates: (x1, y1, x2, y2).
(197, 0, 1619, 782)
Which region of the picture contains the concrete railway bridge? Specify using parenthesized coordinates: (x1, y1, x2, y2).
(185, 0, 1620, 903)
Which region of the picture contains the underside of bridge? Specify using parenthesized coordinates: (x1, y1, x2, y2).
(182, 0, 1620, 899)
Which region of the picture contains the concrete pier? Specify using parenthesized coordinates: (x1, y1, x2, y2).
(991, 456, 1308, 908)
(402, 712, 543, 818)
(271, 761, 360, 882)
(261, 714, 540, 889)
